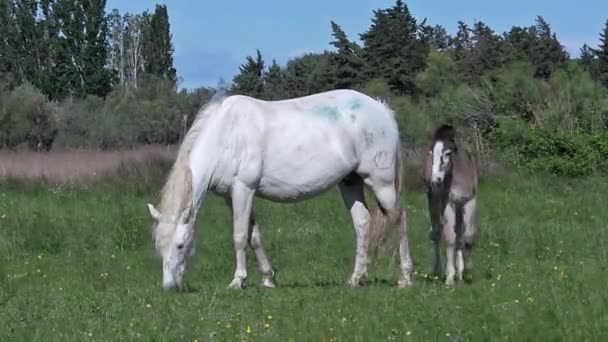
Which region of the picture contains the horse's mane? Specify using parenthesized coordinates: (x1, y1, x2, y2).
(154, 93, 226, 250)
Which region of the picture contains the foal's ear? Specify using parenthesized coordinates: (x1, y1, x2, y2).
(147, 203, 162, 221)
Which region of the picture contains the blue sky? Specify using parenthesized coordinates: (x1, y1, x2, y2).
(106, 0, 608, 90)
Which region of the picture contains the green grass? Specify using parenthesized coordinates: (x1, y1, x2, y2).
(1, 174, 607, 341)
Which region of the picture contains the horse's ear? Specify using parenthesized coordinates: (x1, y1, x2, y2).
(147, 203, 162, 221)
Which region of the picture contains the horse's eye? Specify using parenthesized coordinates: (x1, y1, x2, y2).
(176, 243, 184, 250)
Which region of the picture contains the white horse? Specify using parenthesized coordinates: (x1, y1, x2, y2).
(146, 89, 413, 291)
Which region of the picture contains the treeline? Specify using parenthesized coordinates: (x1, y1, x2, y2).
(230, 1, 608, 176)
(2, 0, 608, 176)
(231, 3, 576, 98)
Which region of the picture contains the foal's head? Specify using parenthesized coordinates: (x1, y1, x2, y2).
(429, 124, 457, 187)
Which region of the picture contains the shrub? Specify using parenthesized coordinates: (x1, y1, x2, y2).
(491, 118, 607, 177)
(0, 83, 58, 150)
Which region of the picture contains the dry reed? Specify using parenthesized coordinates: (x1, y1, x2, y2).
(0, 145, 177, 185)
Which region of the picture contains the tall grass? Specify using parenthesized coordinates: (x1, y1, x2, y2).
(0, 145, 176, 185)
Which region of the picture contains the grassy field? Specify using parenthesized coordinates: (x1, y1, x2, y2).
(1, 172, 607, 341)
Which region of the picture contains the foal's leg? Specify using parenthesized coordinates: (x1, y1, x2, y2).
(442, 204, 457, 286)
(227, 182, 255, 290)
(454, 203, 465, 282)
(338, 177, 371, 287)
(427, 191, 443, 276)
(463, 197, 478, 280)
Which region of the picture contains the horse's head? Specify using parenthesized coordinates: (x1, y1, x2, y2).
(429, 124, 457, 188)
(147, 203, 195, 291)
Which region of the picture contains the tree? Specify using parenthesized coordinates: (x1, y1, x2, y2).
(467, 21, 504, 82)
(123, 13, 147, 88)
(81, 0, 112, 97)
(451, 21, 472, 62)
(282, 52, 333, 98)
(448, 21, 504, 85)
(107, 9, 125, 87)
(580, 43, 598, 79)
(597, 20, 608, 89)
(530, 16, 568, 79)
(11, 0, 40, 87)
(142, 4, 176, 85)
(0, 0, 10, 81)
(328, 21, 364, 89)
(53, 0, 112, 98)
(501, 17, 568, 79)
(359, 0, 428, 94)
(263, 60, 287, 100)
(231, 50, 265, 98)
(420, 24, 451, 51)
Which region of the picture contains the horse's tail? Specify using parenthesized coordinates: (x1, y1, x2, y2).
(370, 139, 405, 254)
(394, 141, 403, 202)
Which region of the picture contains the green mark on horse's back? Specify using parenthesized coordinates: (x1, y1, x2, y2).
(349, 99, 362, 110)
(312, 100, 361, 121)
(314, 105, 341, 121)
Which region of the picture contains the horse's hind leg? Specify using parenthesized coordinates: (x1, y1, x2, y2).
(368, 179, 413, 288)
(248, 217, 276, 288)
(339, 175, 371, 287)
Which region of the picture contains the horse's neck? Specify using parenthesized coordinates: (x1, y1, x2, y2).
(187, 137, 222, 214)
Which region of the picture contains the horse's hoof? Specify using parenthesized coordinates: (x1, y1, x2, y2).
(397, 276, 413, 288)
(261, 278, 276, 288)
(445, 278, 455, 286)
(227, 279, 244, 290)
(346, 278, 361, 288)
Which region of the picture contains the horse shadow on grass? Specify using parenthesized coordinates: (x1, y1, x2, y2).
(276, 277, 398, 289)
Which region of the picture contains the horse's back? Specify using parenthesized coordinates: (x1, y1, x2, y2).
(220, 90, 400, 202)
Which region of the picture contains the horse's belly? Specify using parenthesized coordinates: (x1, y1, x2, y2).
(256, 150, 355, 202)
(256, 179, 337, 202)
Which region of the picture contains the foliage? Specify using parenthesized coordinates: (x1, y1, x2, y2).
(491, 119, 607, 176)
(1, 0, 608, 179)
(597, 20, 608, 89)
(328, 21, 364, 89)
(142, 4, 177, 86)
(359, 0, 428, 95)
(0, 82, 58, 150)
(263, 60, 287, 100)
(231, 50, 265, 98)
(51, 77, 214, 149)
(282, 52, 334, 98)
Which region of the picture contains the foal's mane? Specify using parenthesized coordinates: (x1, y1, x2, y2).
(154, 94, 226, 250)
(433, 124, 456, 143)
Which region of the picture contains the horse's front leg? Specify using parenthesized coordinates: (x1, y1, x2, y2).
(227, 182, 255, 290)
